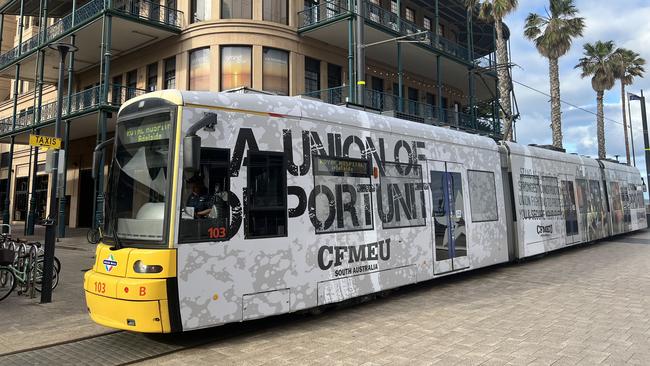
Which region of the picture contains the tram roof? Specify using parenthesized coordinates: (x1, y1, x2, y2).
(504, 141, 598, 167)
(174, 91, 500, 152)
(599, 159, 641, 175)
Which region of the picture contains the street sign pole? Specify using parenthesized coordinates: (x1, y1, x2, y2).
(41, 42, 77, 304)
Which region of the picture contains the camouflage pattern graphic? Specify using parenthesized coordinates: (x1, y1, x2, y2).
(171, 92, 509, 330)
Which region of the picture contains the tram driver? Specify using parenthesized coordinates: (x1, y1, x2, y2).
(186, 176, 213, 218)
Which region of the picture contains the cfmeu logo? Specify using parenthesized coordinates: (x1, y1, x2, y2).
(103, 254, 118, 272)
(536, 225, 553, 236)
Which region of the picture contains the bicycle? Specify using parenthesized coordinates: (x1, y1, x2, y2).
(86, 225, 103, 245)
(0, 241, 60, 302)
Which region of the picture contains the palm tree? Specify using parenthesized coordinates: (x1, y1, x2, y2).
(613, 48, 645, 164)
(524, 0, 585, 149)
(466, 0, 518, 141)
(575, 41, 619, 159)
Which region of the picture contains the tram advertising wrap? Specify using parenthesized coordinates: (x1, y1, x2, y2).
(83, 91, 646, 333)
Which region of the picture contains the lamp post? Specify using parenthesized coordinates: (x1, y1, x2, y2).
(41, 42, 77, 304)
(628, 90, 650, 191)
(628, 92, 637, 166)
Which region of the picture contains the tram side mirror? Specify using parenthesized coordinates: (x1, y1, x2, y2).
(184, 135, 201, 174)
(92, 138, 114, 180)
(92, 150, 102, 180)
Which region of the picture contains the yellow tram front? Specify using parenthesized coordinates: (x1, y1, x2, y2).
(84, 92, 183, 333)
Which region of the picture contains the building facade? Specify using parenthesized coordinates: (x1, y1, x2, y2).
(0, 0, 507, 235)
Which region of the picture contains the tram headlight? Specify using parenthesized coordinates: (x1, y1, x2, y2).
(133, 260, 163, 274)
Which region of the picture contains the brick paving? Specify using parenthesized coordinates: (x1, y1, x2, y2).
(0, 226, 108, 354)
(142, 231, 650, 365)
(1, 227, 649, 365)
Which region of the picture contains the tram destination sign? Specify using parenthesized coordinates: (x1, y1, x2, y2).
(29, 134, 61, 149)
(315, 156, 371, 177)
(122, 120, 171, 144)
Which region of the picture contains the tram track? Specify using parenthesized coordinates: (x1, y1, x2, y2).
(0, 309, 309, 366)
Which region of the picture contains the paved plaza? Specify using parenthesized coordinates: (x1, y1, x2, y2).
(1, 227, 649, 365)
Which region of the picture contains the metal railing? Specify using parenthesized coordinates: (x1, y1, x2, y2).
(301, 86, 500, 136)
(298, 1, 479, 62)
(0, 0, 184, 71)
(112, 0, 184, 28)
(298, 0, 349, 28)
(0, 84, 146, 135)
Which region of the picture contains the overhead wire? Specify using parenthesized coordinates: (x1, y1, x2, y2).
(511, 79, 625, 126)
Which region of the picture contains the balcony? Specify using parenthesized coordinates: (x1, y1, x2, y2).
(298, 0, 350, 29)
(0, 84, 146, 136)
(301, 86, 501, 137)
(0, 0, 184, 74)
(298, 0, 498, 65)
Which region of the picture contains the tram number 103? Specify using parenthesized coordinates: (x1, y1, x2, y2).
(94, 281, 106, 294)
(208, 227, 227, 239)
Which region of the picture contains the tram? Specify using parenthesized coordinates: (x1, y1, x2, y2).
(84, 90, 647, 333)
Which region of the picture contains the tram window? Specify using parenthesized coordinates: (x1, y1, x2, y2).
(312, 156, 373, 233)
(467, 170, 498, 222)
(575, 179, 589, 214)
(519, 174, 543, 219)
(379, 162, 426, 229)
(246, 151, 287, 238)
(541, 176, 562, 217)
(179, 148, 230, 243)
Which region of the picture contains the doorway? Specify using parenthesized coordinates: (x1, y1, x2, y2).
(78, 169, 94, 227)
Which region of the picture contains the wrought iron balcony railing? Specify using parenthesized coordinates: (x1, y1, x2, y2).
(0, 0, 184, 71)
(301, 86, 500, 136)
(298, 0, 349, 28)
(0, 84, 146, 135)
(298, 1, 479, 62)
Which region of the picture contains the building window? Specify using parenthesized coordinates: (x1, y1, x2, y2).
(165, 0, 178, 24)
(423, 16, 431, 30)
(221, 46, 252, 90)
(147, 62, 158, 92)
(222, 0, 252, 19)
(438, 23, 444, 36)
(164, 57, 176, 89)
(304, 57, 320, 94)
(327, 63, 342, 103)
(191, 0, 211, 23)
(126, 70, 138, 99)
(263, 0, 288, 24)
(390, 0, 398, 15)
(263, 48, 289, 95)
(405, 7, 415, 22)
(189, 48, 211, 91)
(246, 151, 287, 238)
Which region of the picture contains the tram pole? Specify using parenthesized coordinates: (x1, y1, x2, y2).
(640, 90, 650, 193)
(41, 42, 77, 304)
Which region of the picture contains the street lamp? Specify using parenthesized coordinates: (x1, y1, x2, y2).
(41, 42, 77, 304)
(628, 90, 649, 193)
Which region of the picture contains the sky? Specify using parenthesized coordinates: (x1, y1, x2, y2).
(505, 0, 650, 188)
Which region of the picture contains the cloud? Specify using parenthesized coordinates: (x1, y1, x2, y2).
(506, 0, 650, 165)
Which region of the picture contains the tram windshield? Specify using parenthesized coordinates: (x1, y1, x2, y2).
(106, 110, 173, 244)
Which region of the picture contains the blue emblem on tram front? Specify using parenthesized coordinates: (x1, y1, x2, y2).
(103, 254, 118, 272)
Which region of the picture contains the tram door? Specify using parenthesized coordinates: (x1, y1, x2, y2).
(428, 161, 469, 274)
(561, 177, 579, 245)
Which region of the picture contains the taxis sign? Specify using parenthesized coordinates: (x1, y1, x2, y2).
(29, 134, 61, 149)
